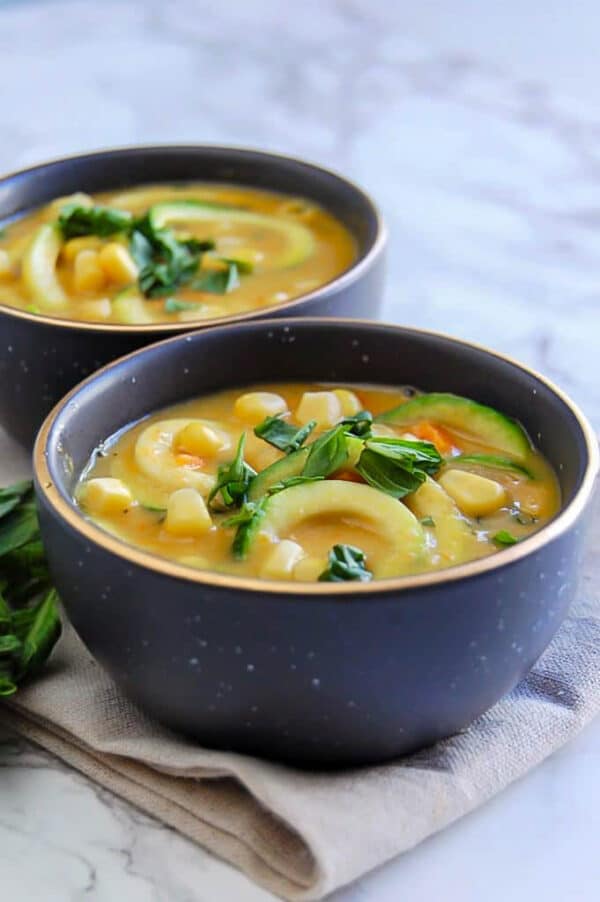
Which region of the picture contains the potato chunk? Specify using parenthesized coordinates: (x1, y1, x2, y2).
(176, 422, 229, 458)
(295, 391, 342, 428)
(260, 540, 304, 580)
(73, 249, 106, 293)
(79, 477, 132, 515)
(293, 556, 327, 582)
(333, 389, 361, 416)
(164, 488, 212, 537)
(98, 242, 138, 285)
(438, 469, 507, 517)
(234, 392, 287, 424)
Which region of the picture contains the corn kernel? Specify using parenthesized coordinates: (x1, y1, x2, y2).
(293, 556, 327, 582)
(60, 236, 102, 263)
(77, 298, 112, 320)
(260, 540, 304, 580)
(164, 488, 212, 537)
(438, 469, 507, 518)
(98, 242, 138, 285)
(73, 249, 106, 293)
(79, 478, 133, 515)
(295, 391, 342, 429)
(176, 422, 229, 458)
(234, 392, 287, 424)
(333, 389, 362, 417)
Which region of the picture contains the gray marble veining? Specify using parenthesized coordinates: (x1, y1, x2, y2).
(0, 1, 599, 900)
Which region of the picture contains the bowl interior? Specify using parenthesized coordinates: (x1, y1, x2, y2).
(0, 145, 380, 261)
(44, 319, 592, 518)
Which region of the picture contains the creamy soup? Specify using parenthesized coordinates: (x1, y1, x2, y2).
(76, 384, 560, 583)
(0, 184, 356, 324)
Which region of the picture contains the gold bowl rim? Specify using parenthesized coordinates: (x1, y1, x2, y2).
(33, 317, 600, 597)
(0, 143, 387, 333)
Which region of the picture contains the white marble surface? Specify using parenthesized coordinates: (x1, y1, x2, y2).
(1, 0, 599, 899)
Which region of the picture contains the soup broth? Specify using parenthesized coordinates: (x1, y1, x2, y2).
(76, 383, 560, 583)
(0, 184, 356, 324)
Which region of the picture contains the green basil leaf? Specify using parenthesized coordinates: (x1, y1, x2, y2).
(208, 434, 256, 510)
(59, 204, 133, 239)
(130, 214, 214, 299)
(191, 262, 240, 295)
(303, 425, 349, 478)
(223, 499, 268, 560)
(254, 415, 316, 454)
(493, 530, 518, 546)
(421, 516, 436, 527)
(341, 410, 373, 437)
(356, 449, 426, 498)
(164, 297, 199, 313)
(14, 588, 62, 681)
(267, 475, 324, 495)
(219, 256, 253, 274)
(365, 437, 442, 473)
(319, 544, 372, 582)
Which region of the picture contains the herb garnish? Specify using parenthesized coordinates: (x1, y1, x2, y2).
(356, 438, 442, 499)
(254, 415, 316, 454)
(493, 530, 518, 546)
(318, 545, 372, 582)
(302, 425, 349, 478)
(267, 475, 324, 495)
(58, 203, 133, 239)
(340, 410, 373, 438)
(164, 297, 199, 314)
(130, 214, 214, 298)
(421, 516, 436, 527)
(0, 481, 61, 696)
(190, 261, 240, 295)
(223, 499, 268, 559)
(208, 434, 255, 511)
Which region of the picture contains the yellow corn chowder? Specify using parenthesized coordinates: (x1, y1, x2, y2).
(0, 184, 356, 325)
(76, 383, 560, 583)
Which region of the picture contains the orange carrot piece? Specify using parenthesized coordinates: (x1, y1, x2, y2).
(411, 422, 454, 454)
(175, 453, 205, 470)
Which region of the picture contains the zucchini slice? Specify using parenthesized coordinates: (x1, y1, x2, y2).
(247, 447, 308, 501)
(448, 453, 532, 478)
(149, 201, 315, 269)
(405, 477, 482, 565)
(259, 480, 425, 578)
(376, 393, 531, 462)
(21, 223, 68, 310)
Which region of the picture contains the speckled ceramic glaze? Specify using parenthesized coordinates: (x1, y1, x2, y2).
(0, 146, 385, 447)
(34, 319, 598, 767)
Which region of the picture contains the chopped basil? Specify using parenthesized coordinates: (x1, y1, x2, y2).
(130, 214, 214, 299)
(223, 499, 267, 559)
(254, 415, 316, 454)
(340, 410, 373, 438)
(190, 261, 240, 295)
(493, 530, 519, 546)
(219, 256, 253, 275)
(0, 227, 6, 239)
(164, 297, 199, 313)
(0, 480, 61, 697)
(421, 516, 436, 527)
(58, 203, 133, 239)
(208, 434, 255, 511)
(302, 425, 349, 478)
(318, 545, 372, 582)
(356, 438, 442, 499)
(267, 475, 324, 495)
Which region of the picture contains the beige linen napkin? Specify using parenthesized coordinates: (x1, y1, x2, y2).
(1, 431, 599, 900)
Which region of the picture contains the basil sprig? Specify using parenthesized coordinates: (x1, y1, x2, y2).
(254, 415, 316, 454)
(223, 499, 268, 560)
(340, 410, 373, 437)
(302, 424, 349, 478)
(208, 435, 256, 511)
(0, 481, 61, 697)
(190, 262, 240, 295)
(319, 545, 372, 582)
(493, 530, 518, 546)
(356, 437, 442, 499)
(58, 203, 133, 239)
